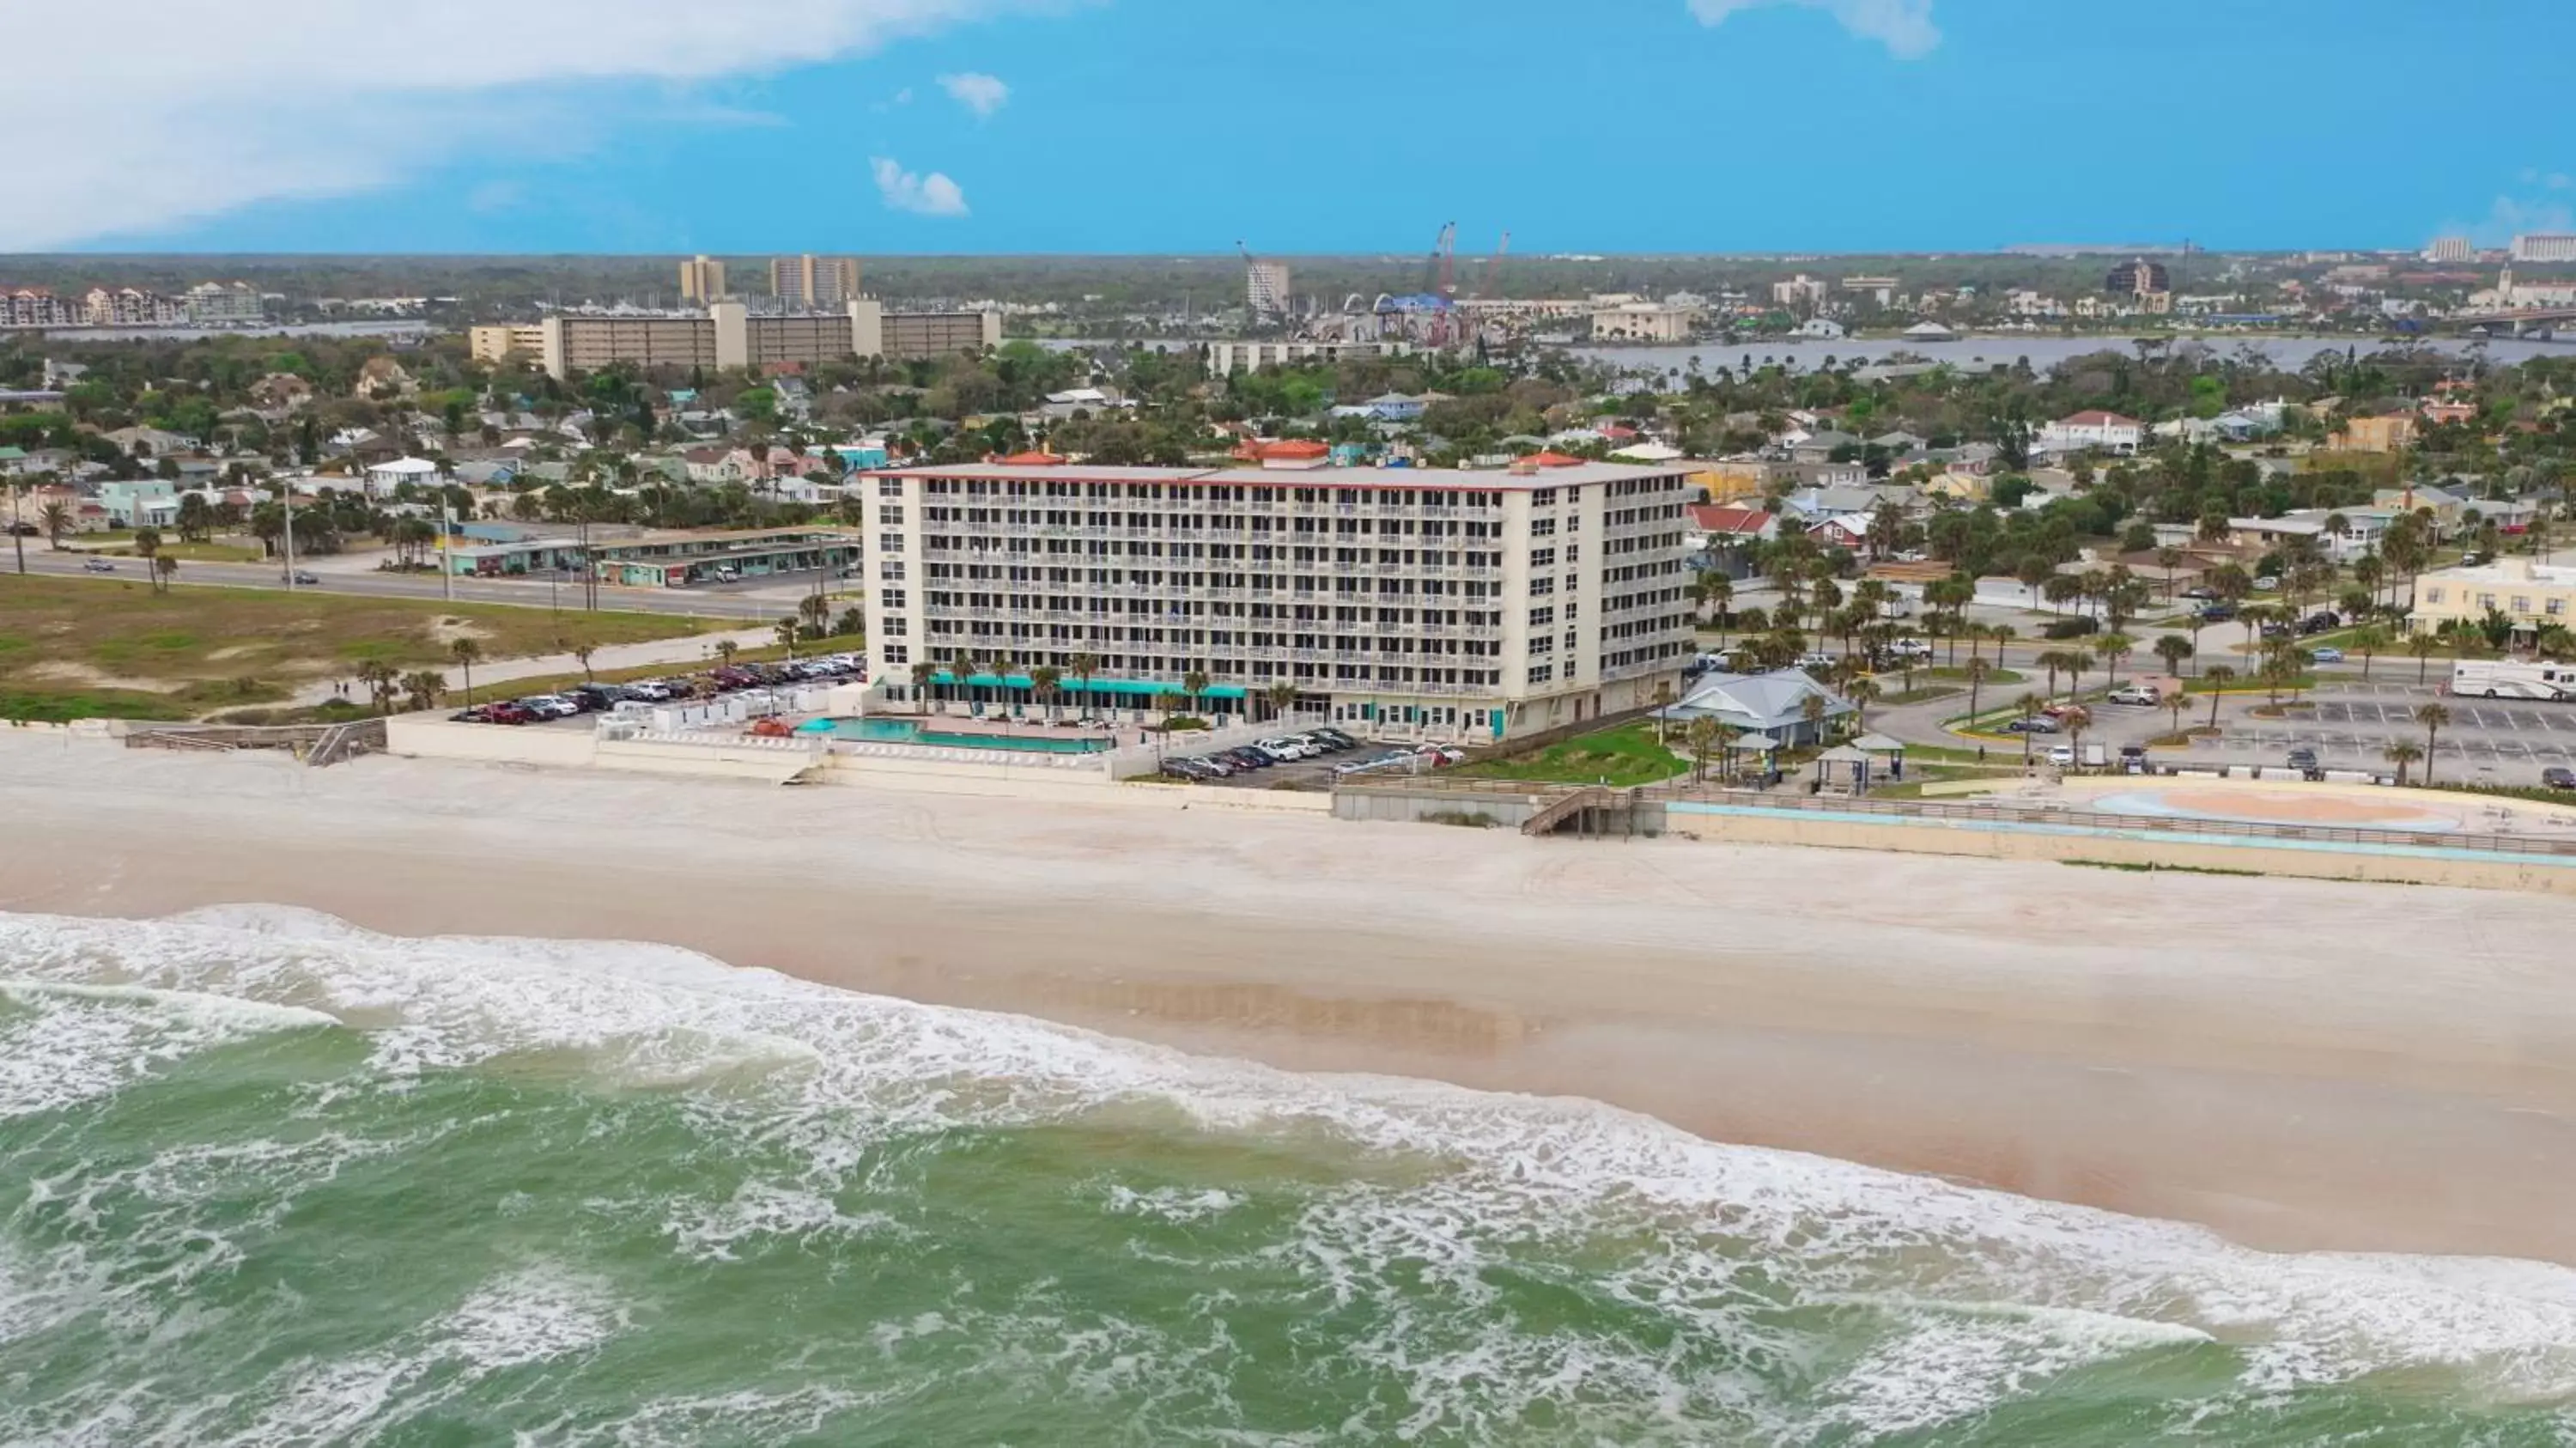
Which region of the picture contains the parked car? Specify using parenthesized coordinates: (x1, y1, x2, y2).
(2118, 744, 2149, 772)
(2196, 604, 2236, 623)
(568, 684, 628, 711)
(2253, 574, 2281, 591)
(2287, 747, 2321, 774)
(2258, 622, 2292, 641)
(2179, 585, 2218, 600)
(1795, 652, 1836, 672)
(1887, 638, 1934, 660)
(2106, 684, 2160, 706)
(711, 566, 742, 583)
(624, 680, 677, 703)
(81, 557, 114, 573)
(1160, 758, 1208, 782)
(1415, 745, 1467, 764)
(2543, 766, 2576, 790)
(1255, 737, 1310, 762)
(2045, 745, 2077, 766)
(2300, 611, 2341, 635)
(1311, 727, 1359, 750)
(1218, 747, 1272, 771)
(480, 702, 536, 726)
(2002, 715, 2061, 734)
(2311, 647, 2345, 664)
(518, 695, 580, 721)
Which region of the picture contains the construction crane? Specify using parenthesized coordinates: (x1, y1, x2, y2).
(1474, 230, 1510, 301)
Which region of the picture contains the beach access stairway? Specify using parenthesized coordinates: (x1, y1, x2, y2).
(124, 719, 387, 767)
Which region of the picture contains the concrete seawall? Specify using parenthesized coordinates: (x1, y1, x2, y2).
(1662, 800, 2576, 896)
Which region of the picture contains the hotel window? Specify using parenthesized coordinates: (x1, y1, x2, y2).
(881, 589, 907, 609)
(879, 560, 906, 581)
(1528, 606, 1555, 627)
(2514, 596, 2534, 615)
(878, 478, 902, 497)
(2552, 599, 2567, 617)
(2426, 587, 2445, 605)
(2479, 593, 2497, 610)
(1528, 664, 1554, 684)
(882, 644, 908, 663)
(1530, 518, 1556, 538)
(879, 504, 905, 525)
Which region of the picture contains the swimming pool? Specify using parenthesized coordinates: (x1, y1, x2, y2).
(817, 717, 1112, 755)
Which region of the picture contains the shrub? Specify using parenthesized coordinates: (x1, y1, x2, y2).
(2042, 617, 2099, 639)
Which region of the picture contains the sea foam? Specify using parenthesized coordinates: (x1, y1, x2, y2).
(4, 904, 2576, 1439)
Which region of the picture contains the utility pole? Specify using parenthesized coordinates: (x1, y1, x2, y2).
(281, 483, 296, 588)
(9, 480, 22, 575)
(440, 496, 454, 602)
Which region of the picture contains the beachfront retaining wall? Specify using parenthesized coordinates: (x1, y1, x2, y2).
(1333, 785, 1556, 829)
(1661, 799, 2576, 896)
(384, 715, 823, 783)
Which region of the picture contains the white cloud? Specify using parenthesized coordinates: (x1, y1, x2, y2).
(1687, 0, 1939, 58)
(0, 0, 1029, 247)
(2444, 194, 2576, 248)
(871, 156, 969, 216)
(937, 71, 1010, 118)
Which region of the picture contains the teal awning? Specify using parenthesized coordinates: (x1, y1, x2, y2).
(928, 672, 1247, 700)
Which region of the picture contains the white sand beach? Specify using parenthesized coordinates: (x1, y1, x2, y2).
(3, 729, 2573, 1263)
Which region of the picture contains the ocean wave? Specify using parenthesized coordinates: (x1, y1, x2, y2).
(5, 905, 2576, 1441)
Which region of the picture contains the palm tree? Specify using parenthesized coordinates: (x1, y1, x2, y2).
(1793, 685, 1834, 737)
(1030, 664, 1064, 721)
(1686, 715, 1722, 784)
(2058, 704, 2093, 770)
(2012, 691, 2042, 766)
(2416, 702, 2451, 786)
(2165, 689, 2192, 738)
(153, 554, 179, 593)
(569, 639, 597, 681)
(2409, 631, 2439, 685)
(1844, 676, 1882, 729)
(1182, 667, 1211, 722)
(1266, 679, 1297, 722)
(774, 617, 802, 658)
(2383, 739, 2424, 787)
(714, 638, 740, 666)
(2093, 632, 2135, 688)
(355, 660, 401, 714)
(798, 591, 832, 637)
(1071, 652, 1100, 721)
(448, 637, 483, 703)
(1961, 657, 1992, 722)
(2202, 664, 2236, 730)
(950, 651, 980, 713)
(2348, 624, 2390, 680)
(133, 527, 162, 591)
(2153, 635, 2193, 680)
(39, 500, 71, 551)
(2034, 648, 2081, 701)
(400, 669, 447, 712)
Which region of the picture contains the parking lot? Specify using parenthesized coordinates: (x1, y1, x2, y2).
(2188, 682, 2576, 783)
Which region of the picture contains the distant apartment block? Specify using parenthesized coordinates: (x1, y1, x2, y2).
(2424, 236, 2474, 264)
(2511, 234, 2576, 264)
(530, 299, 1000, 379)
(468, 323, 548, 364)
(771, 254, 860, 307)
(2106, 257, 2173, 313)
(1244, 259, 1291, 318)
(677, 254, 727, 303)
(857, 453, 1695, 739)
(1586, 302, 1695, 344)
(83, 287, 187, 326)
(183, 282, 264, 326)
(1841, 276, 1899, 305)
(1204, 340, 1417, 377)
(0, 289, 83, 328)
(1770, 274, 1829, 308)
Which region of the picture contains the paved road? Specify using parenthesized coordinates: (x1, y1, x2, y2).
(3, 549, 800, 622)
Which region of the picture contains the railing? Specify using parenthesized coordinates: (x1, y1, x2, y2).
(1587, 781, 2576, 860)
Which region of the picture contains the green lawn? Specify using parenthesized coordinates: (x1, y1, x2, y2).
(0, 574, 730, 722)
(1455, 721, 1686, 788)
(1921, 665, 2025, 684)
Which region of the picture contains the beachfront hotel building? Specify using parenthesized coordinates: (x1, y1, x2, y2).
(857, 453, 1696, 739)
(521, 300, 1003, 380)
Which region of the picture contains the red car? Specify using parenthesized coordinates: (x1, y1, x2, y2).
(480, 702, 536, 726)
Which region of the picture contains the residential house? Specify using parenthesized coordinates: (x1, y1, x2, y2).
(362, 456, 447, 499)
(95, 479, 179, 528)
(102, 425, 201, 457)
(2224, 508, 2392, 564)
(2332, 414, 2418, 453)
(1683, 459, 1770, 502)
(1789, 430, 1861, 464)
(1684, 505, 1778, 576)
(1656, 668, 1855, 746)
(2410, 557, 2576, 637)
(2035, 411, 2144, 455)
(354, 357, 417, 399)
(682, 446, 747, 485)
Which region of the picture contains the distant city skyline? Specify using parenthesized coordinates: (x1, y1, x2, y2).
(9, 0, 2575, 256)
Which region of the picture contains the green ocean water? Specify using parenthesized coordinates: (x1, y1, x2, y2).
(3, 908, 2573, 1446)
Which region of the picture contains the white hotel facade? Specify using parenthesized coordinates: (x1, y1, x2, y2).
(857, 453, 1695, 740)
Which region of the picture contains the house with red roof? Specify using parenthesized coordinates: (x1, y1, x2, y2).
(2035, 410, 2143, 455)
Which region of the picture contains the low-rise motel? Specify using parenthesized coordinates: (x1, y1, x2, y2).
(441, 526, 858, 587)
(855, 449, 1696, 739)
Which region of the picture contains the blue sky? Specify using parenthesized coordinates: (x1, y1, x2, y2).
(16, 0, 2576, 254)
